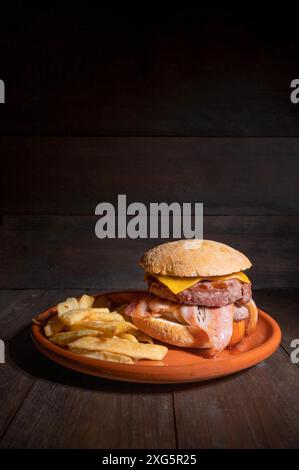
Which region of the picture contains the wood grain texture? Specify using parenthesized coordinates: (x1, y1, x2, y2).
(173, 348, 299, 448)
(0, 290, 95, 444)
(0, 215, 298, 289)
(1, 137, 299, 215)
(0, 370, 175, 449)
(0, 361, 33, 441)
(0, 289, 88, 341)
(0, 6, 299, 136)
(0, 386, 175, 449)
(0, 291, 35, 440)
(254, 290, 299, 355)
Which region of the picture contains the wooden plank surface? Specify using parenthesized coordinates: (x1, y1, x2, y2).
(0, 292, 35, 441)
(0, 378, 176, 449)
(254, 290, 299, 355)
(1, 138, 299, 215)
(1, 215, 298, 289)
(0, 290, 87, 442)
(0, 362, 33, 441)
(0, 6, 299, 136)
(0, 289, 88, 341)
(174, 347, 299, 448)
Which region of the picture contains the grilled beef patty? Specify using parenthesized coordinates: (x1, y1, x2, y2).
(147, 277, 252, 307)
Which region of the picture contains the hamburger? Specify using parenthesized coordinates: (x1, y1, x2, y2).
(125, 239, 258, 357)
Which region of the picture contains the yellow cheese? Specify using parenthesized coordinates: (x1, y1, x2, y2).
(154, 272, 250, 295)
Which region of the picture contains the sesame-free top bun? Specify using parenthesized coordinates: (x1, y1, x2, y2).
(139, 239, 252, 277)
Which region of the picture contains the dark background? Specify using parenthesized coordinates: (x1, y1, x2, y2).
(1, 3, 299, 451)
(1, 4, 299, 290)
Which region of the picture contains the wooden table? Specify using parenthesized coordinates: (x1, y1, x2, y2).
(0, 289, 298, 449)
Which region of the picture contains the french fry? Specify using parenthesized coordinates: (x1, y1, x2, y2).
(43, 295, 169, 364)
(44, 316, 64, 337)
(59, 308, 93, 325)
(85, 311, 124, 322)
(79, 294, 95, 309)
(109, 320, 137, 335)
(119, 333, 139, 343)
(68, 336, 168, 360)
(60, 308, 111, 326)
(57, 297, 79, 317)
(70, 348, 134, 364)
(50, 329, 101, 346)
(70, 320, 136, 337)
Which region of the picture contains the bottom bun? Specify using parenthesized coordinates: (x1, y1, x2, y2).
(132, 316, 211, 348)
(132, 315, 247, 349)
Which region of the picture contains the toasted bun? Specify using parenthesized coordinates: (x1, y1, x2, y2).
(132, 315, 211, 348)
(140, 239, 252, 277)
(132, 315, 247, 349)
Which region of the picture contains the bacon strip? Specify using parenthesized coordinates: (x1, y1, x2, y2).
(195, 305, 234, 356)
(125, 294, 235, 356)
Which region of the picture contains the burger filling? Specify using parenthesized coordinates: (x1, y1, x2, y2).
(125, 294, 258, 356)
(147, 276, 252, 307)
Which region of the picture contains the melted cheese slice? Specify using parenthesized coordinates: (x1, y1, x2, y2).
(154, 272, 250, 294)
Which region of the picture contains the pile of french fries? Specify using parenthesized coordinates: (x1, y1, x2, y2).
(38, 294, 168, 364)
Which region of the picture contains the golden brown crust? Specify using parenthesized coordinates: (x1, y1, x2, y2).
(132, 315, 248, 349)
(132, 315, 212, 348)
(140, 239, 252, 277)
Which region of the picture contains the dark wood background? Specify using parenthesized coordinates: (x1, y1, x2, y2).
(1, 5, 299, 291)
(1, 137, 299, 289)
(1, 5, 299, 137)
(0, 5, 299, 450)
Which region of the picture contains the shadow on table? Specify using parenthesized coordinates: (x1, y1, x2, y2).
(8, 324, 248, 394)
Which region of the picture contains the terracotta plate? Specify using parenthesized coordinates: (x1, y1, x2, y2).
(31, 290, 282, 383)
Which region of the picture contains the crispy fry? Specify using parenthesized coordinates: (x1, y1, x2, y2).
(85, 311, 124, 322)
(59, 308, 93, 325)
(70, 348, 134, 364)
(50, 329, 101, 346)
(78, 294, 95, 309)
(57, 297, 79, 317)
(119, 333, 139, 343)
(43, 295, 168, 363)
(60, 308, 111, 326)
(70, 320, 136, 337)
(68, 336, 168, 360)
(44, 316, 64, 337)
